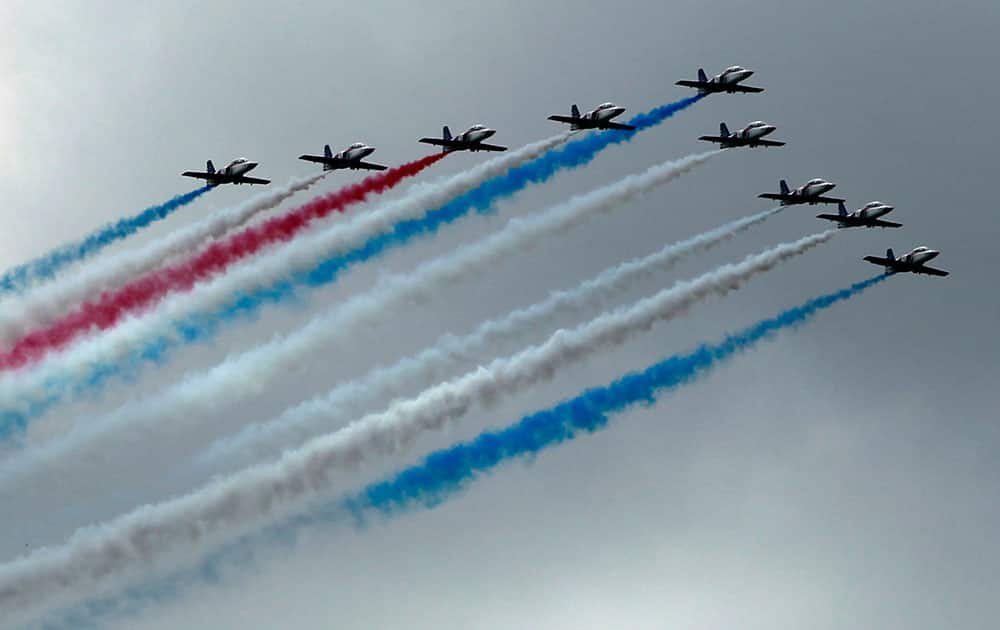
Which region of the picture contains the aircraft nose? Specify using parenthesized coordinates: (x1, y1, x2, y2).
(612, 107, 626, 116)
(484, 129, 496, 138)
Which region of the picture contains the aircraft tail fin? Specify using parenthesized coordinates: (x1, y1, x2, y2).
(206, 160, 215, 174)
(571, 104, 581, 118)
(324, 144, 333, 158)
(886, 248, 895, 262)
(838, 201, 847, 217)
(779, 179, 790, 195)
(697, 68, 708, 83)
(442, 126, 452, 141)
(719, 122, 730, 138)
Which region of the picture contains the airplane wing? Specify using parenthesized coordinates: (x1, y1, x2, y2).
(869, 218, 903, 228)
(727, 84, 764, 93)
(237, 176, 271, 185)
(698, 135, 730, 144)
(863, 256, 893, 267)
(298, 154, 336, 165)
(596, 121, 636, 131)
(473, 143, 508, 152)
(547, 115, 580, 124)
(815, 213, 847, 223)
(754, 139, 785, 147)
(675, 80, 708, 89)
(181, 171, 223, 182)
(758, 193, 790, 201)
(916, 265, 949, 277)
(355, 161, 388, 171)
(419, 138, 465, 151)
(811, 195, 846, 204)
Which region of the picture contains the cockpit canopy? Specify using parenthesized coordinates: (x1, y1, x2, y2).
(806, 178, 828, 186)
(597, 102, 617, 110)
(469, 124, 487, 131)
(725, 65, 746, 73)
(747, 120, 767, 127)
(349, 142, 366, 149)
(232, 157, 248, 164)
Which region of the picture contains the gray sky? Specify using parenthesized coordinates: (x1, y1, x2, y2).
(2, 0, 1000, 628)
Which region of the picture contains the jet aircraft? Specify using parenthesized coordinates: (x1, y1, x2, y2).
(699, 121, 784, 148)
(676, 66, 764, 94)
(864, 247, 949, 276)
(817, 201, 901, 229)
(547, 103, 635, 131)
(419, 125, 507, 153)
(759, 178, 845, 206)
(182, 158, 270, 186)
(299, 142, 387, 171)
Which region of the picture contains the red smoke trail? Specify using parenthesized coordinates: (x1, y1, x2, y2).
(0, 153, 446, 371)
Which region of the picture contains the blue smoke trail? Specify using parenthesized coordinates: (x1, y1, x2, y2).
(0, 187, 211, 295)
(347, 274, 888, 516)
(0, 95, 704, 434)
(34, 274, 884, 630)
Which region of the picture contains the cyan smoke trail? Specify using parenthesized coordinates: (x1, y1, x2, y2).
(0, 96, 703, 431)
(0, 187, 211, 295)
(24, 274, 884, 630)
(345, 274, 888, 517)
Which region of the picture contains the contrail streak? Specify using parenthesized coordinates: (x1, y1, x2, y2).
(0, 149, 721, 480)
(0, 187, 211, 296)
(0, 94, 701, 420)
(0, 136, 569, 435)
(205, 206, 783, 469)
(0, 232, 832, 621)
(0, 174, 327, 345)
(0, 155, 445, 371)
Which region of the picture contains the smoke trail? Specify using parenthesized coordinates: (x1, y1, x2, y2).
(0, 187, 211, 296)
(0, 95, 700, 414)
(0, 233, 832, 621)
(0, 174, 327, 345)
(0, 150, 720, 480)
(0, 136, 570, 435)
(0, 155, 445, 371)
(206, 206, 784, 469)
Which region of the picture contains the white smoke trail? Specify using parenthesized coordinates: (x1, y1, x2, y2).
(0, 231, 833, 622)
(204, 206, 783, 469)
(0, 149, 721, 488)
(0, 174, 327, 345)
(0, 134, 571, 421)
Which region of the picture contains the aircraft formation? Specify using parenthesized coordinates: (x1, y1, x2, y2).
(0, 62, 955, 626)
(181, 64, 947, 279)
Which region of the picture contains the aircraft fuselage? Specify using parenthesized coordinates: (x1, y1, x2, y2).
(738, 121, 777, 140)
(338, 144, 376, 162)
(222, 158, 259, 178)
(901, 247, 940, 265)
(458, 125, 497, 144)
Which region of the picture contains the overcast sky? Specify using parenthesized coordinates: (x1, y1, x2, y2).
(2, 0, 1000, 628)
